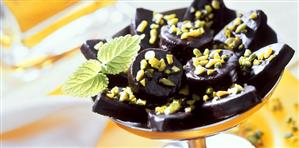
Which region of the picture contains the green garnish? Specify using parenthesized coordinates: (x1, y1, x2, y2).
(63, 35, 143, 97)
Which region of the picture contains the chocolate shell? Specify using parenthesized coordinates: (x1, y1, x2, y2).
(128, 49, 183, 103)
(92, 91, 147, 123)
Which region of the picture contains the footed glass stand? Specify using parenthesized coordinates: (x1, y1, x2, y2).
(113, 72, 282, 148)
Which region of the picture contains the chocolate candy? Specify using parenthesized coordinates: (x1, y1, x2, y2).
(184, 49, 238, 91)
(128, 49, 183, 103)
(199, 85, 259, 121)
(184, 0, 236, 33)
(213, 10, 267, 56)
(237, 43, 295, 91)
(93, 87, 147, 123)
(80, 39, 106, 60)
(160, 21, 213, 64)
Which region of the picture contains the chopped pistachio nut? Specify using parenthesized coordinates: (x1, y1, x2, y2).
(150, 24, 159, 29)
(159, 78, 176, 87)
(203, 95, 210, 101)
(166, 54, 173, 65)
(213, 52, 221, 59)
(249, 12, 258, 19)
(258, 53, 264, 60)
(140, 79, 146, 87)
(164, 14, 176, 20)
(208, 13, 214, 19)
(158, 59, 167, 72)
(204, 48, 210, 56)
(221, 54, 229, 61)
(193, 48, 202, 57)
(199, 60, 209, 66)
(185, 107, 193, 113)
(168, 18, 179, 25)
(233, 17, 242, 26)
(148, 57, 160, 69)
(181, 32, 189, 39)
(136, 70, 145, 81)
(228, 84, 243, 94)
(153, 12, 164, 24)
(205, 5, 213, 14)
(179, 85, 189, 96)
(149, 29, 158, 44)
(171, 66, 181, 73)
(195, 20, 205, 28)
(264, 48, 273, 59)
(164, 69, 171, 74)
(111, 86, 119, 95)
(198, 55, 209, 61)
(244, 49, 252, 57)
(194, 66, 206, 75)
(195, 10, 202, 19)
(136, 20, 148, 32)
(164, 100, 181, 115)
(268, 55, 275, 61)
(205, 59, 217, 68)
(214, 62, 222, 68)
(145, 51, 155, 60)
(119, 91, 129, 101)
(106, 93, 115, 99)
(94, 42, 104, 50)
(188, 28, 205, 37)
(253, 59, 261, 65)
(211, 0, 220, 10)
(140, 59, 148, 70)
(235, 23, 247, 33)
(169, 25, 178, 33)
(206, 87, 214, 95)
(136, 99, 146, 105)
(155, 106, 167, 115)
(207, 69, 216, 75)
(190, 7, 195, 13)
(216, 91, 229, 98)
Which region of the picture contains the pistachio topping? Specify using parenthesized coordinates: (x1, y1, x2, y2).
(195, 10, 202, 19)
(249, 11, 258, 19)
(203, 95, 210, 101)
(140, 59, 148, 70)
(211, 0, 220, 10)
(159, 78, 176, 87)
(150, 24, 159, 29)
(264, 47, 273, 59)
(235, 23, 247, 33)
(136, 70, 145, 81)
(202, 84, 244, 102)
(216, 91, 229, 98)
(204, 5, 213, 14)
(153, 12, 164, 25)
(148, 57, 160, 69)
(140, 79, 146, 87)
(171, 66, 181, 73)
(194, 66, 206, 75)
(149, 29, 158, 44)
(164, 100, 181, 115)
(169, 21, 207, 40)
(158, 59, 167, 72)
(166, 54, 173, 65)
(145, 51, 155, 60)
(136, 20, 148, 33)
(207, 69, 216, 75)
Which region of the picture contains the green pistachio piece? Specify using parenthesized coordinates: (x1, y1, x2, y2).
(195, 10, 202, 19)
(214, 62, 222, 68)
(244, 49, 252, 57)
(111, 86, 119, 95)
(216, 91, 229, 98)
(193, 48, 202, 57)
(206, 87, 214, 95)
(168, 18, 179, 25)
(221, 54, 229, 61)
(194, 66, 206, 75)
(94, 41, 104, 50)
(136, 99, 146, 105)
(145, 50, 155, 60)
(140, 78, 146, 87)
(148, 57, 160, 69)
(204, 48, 210, 56)
(233, 17, 242, 26)
(171, 66, 181, 73)
(264, 47, 273, 59)
(181, 32, 189, 39)
(149, 29, 158, 44)
(268, 54, 276, 62)
(155, 106, 167, 115)
(106, 93, 115, 99)
(159, 78, 176, 87)
(164, 100, 181, 115)
(253, 59, 261, 65)
(249, 11, 258, 19)
(235, 23, 247, 33)
(207, 69, 216, 75)
(188, 28, 205, 37)
(119, 91, 129, 101)
(140, 59, 148, 70)
(150, 24, 159, 29)
(136, 70, 145, 81)
(195, 20, 205, 28)
(158, 59, 167, 72)
(166, 54, 173, 65)
(204, 5, 213, 14)
(203, 95, 210, 101)
(164, 69, 172, 74)
(136, 20, 148, 32)
(211, 0, 220, 10)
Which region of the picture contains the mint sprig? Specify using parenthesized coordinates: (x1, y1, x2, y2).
(63, 35, 142, 97)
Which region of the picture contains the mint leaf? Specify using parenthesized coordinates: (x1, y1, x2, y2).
(62, 60, 108, 97)
(97, 35, 142, 74)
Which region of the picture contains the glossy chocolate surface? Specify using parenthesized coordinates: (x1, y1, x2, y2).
(128, 49, 183, 103)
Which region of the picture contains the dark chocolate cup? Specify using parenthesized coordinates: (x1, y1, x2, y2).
(93, 93, 148, 123)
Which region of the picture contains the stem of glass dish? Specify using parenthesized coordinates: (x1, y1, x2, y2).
(188, 137, 206, 148)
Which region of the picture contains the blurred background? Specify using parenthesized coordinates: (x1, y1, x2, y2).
(1, 0, 298, 147)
